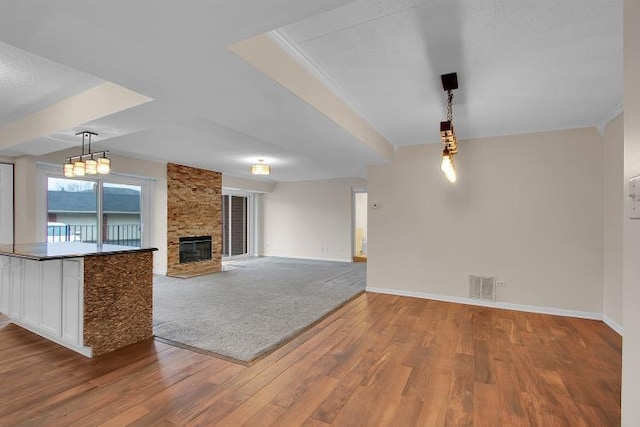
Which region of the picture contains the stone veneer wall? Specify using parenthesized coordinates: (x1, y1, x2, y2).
(84, 251, 154, 356)
(166, 163, 222, 277)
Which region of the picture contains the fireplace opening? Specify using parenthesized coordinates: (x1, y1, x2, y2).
(179, 236, 212, 264)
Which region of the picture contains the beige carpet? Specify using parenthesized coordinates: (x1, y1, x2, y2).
(153, 257, 366, 362)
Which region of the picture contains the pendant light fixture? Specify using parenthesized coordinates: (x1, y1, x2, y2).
(441, 147, 457, 183)
(63, 131, 111, 178)
(440, 72, 459, 183)
(97, 153, 111, 174)
(250, 159, 271, 175)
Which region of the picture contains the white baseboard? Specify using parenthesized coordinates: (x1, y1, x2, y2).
(366, 286, 603, 321)
(263, 254, 353, 263)
(602, 314, 623, 335)
(12, 319, 93, 357)
(151, 267, 623, 335)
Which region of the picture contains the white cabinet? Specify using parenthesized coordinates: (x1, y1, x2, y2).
(9, 257, 22, 319)
(41, 261, 63, 336)
(22, 260, 42, 327)
(0, 256, 10, 314)
(62, 259, 83, 346)
(0, 255, 89, 356)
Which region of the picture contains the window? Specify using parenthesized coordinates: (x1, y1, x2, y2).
(40, 165, 151, 247)
(103, 182, 143, 246)
(47, 178, 98, 243)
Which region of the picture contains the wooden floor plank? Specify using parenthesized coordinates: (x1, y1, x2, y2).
(243, 403, 287, 427)
(0, 293, 621, 426)
(473, 382, 502, 427)
(269, 375, 340, 427)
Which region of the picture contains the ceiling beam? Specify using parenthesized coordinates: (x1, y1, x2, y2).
(0, 82, 152, 151)
(228, 33, 394, 161)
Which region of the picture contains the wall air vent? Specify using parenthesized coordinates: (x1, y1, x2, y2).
(469, 275, 496, 301)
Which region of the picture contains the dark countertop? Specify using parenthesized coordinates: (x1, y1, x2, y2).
(0, 242, 158, 261)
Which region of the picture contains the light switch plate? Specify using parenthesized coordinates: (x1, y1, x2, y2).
(630, 176, 640, 220)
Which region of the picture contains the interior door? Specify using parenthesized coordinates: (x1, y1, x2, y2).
(353, 191, 367, 262)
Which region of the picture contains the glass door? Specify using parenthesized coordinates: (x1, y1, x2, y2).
(222, 194, 249, 257)
(103, 183, 142, 247)
(45, 171, 149, 247)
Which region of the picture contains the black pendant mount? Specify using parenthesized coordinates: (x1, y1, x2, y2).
(441, 72, 458, 91)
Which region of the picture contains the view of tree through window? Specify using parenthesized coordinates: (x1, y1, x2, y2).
(47, 178, 142, 246)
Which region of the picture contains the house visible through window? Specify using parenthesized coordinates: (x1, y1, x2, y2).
(47, 177, 143, 246)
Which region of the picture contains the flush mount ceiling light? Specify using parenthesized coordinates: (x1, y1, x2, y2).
(250, 159, 271, 175)
(440, 72, 459, 183)
(63, 131, 111, 178)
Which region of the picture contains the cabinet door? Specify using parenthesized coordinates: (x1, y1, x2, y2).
(62, 259, 83, 346)
(41, 261, 63, 337)
(9, 258, 22, 319)
(22, 261, 42, 327)
(0, 256, 10, 314)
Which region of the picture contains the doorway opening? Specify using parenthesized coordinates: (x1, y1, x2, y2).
(353, 190, 367, 263)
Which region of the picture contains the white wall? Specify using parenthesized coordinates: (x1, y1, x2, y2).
(367, 127, 604, 315)
(603, 115, 624, 331)
(0, 163, 13, 245)
(263, 178, 366, 262)
(11, 153, 276, 274)
(623, 0, 640, 423)
(222, 174, 275, 257)
(223, 174, 275, 193)
(13, 156, 38, 243)
(13, 149, 168, 274)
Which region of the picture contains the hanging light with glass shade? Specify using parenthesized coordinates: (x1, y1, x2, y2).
(250, 159, 271, 175)
(439, 72, 459, 183)
(63, 131, 111, 178)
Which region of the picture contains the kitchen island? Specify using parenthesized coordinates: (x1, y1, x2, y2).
(0, 242, 157, 357)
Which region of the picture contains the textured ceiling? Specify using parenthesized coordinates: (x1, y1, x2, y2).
(0, 0, 624, 182)
(0, 41, 102, 127)
(279, 0, 623, 145)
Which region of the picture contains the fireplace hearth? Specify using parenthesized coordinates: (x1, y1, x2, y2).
(179, 236, 212, 264)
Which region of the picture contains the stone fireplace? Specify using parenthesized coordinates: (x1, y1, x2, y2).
(166, 163, 222, 277)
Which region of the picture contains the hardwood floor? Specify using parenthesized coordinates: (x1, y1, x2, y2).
(0, 293, 621, 426)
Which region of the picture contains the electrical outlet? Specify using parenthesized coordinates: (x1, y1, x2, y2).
(497, 281, 506, 287)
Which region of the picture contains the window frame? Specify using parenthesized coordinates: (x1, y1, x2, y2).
(37, 163, 153, 247)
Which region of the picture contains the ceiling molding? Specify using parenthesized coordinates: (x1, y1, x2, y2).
(229, 33, 394, 161)
(267, 30, 387, 141)
(596, 103, 623, 135)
